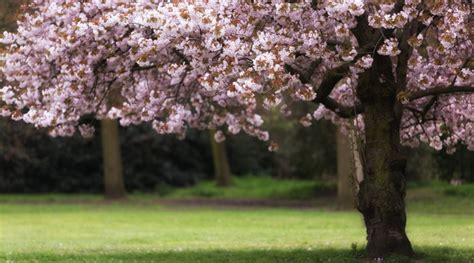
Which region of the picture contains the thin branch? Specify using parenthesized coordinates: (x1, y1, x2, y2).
(420, 95, 437, 122)
(131, 64, 157, 72)
(284, 58, 322, 84)
(407, 86, 474, 101)
(172, 48, 190, 65)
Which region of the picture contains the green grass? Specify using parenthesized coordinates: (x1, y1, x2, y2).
(1, 202, 473, 262)
(0, 179, 473, 262)
(406, 182, 474, 214)
(0, 176, 333, 204)
(410, 181, 474, 198)
(164, 175, 335, 200)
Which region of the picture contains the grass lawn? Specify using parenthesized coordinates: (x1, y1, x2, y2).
(0, 179, 473, 262)
(163, 176, 336, 200)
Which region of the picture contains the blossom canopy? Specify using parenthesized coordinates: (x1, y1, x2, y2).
(0, 0, 473, 151)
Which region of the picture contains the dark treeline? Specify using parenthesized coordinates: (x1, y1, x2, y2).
(0, 116, 334, 193)
(0, 117, 473, 193)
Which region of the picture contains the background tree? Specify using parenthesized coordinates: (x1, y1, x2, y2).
(1, 1, 472, 259)
(0, 1, 24, 32)
(1, 0, 127, 200)
(339, 128, 364, 208)
(336, 130, 356, 208)
(101, 119, 126, 199)
(264, 107, 337, 180)
(209, 129, 232, 187)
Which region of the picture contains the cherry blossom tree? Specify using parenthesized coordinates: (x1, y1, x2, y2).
(1, 0, 473, 258)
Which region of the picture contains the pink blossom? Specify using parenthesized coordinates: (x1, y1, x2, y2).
(0, 0, 471, 152)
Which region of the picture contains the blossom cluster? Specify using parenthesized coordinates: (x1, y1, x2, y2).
(0, 0, 472, 152)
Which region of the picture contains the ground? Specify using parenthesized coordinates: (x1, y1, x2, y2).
(0, 178, 473, 262)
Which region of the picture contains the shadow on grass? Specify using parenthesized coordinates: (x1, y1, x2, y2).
(2, 247, 473, 263)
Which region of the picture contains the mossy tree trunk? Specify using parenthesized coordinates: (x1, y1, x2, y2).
(209, 129, 232, 187)
(356, 55, 414, 258)
(101, 119, 127, 199)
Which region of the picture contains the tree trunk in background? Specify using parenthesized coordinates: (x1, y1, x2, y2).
(337, 129, 355, 208)
(337, 129, 364, 208)
(209, 129, 232, 187)
(0, 1, 24, 32)
(101, 119, 126, 199)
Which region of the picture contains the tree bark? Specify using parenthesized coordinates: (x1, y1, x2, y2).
(101, 119, 127, 199)
(357, 91, 414, 258)
(209, 129, 232, 187)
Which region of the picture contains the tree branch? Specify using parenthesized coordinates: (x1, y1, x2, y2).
(172, 48, 190, 65)
(131, 64, 156, 72)
(320, 97, 364, 118)
(313, 63, 351, 103)
(285, 61, 363, 118)
(420, 95, 437, 122)
(284, 58, 322, 84)
(407, 86, 474, 101)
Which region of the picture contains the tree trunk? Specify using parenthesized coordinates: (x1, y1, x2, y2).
(357, 96, 414, 258)
(209, 129, 232, 187)
(101, 119, 127, 199)
(337, 129, 355, 208)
